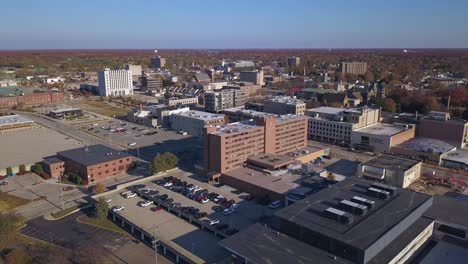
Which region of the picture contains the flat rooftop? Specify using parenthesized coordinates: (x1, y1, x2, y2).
(393, 137, 456, 154)
(419, 237, 468, 264)
(0, 114, 33, 126)
(57, 144, 131, 166)
(222, 166, 305, 195)
(306, 106, 344, 115)
(247, 153, 294, 170)
(49, 107, 82, 114)
(354, 123, 411, 136)
(361, 154, 421, 170)
(219, 223, 352, 264)
(441, 150, 468, 165)
(266, 96, 306, 105)
(275, 177, 431, 251)
(173, 110, 224, 121)
(211, 120, 262, 136)
(423, 195, 468, 227)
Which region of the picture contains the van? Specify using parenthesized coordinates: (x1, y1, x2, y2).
(128, 142, 137, 147)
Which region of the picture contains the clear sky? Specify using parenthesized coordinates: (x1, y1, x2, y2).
(2, 0, 467, 49)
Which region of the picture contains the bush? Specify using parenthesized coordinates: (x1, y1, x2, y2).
(68, 173, 83, 185)
(149, 152, 178, 174)
(18, 164, 26, 174)
(6, 167, 13, 176)
(32, 163, 44, 174)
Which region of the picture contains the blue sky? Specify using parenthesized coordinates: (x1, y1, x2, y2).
(1, 0, 467, 49)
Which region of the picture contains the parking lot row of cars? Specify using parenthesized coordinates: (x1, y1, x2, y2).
(110, 183, 240, 236)
(155, 176, 239, 214)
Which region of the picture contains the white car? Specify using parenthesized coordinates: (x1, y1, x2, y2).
(112, 205, 125, 212)
(124, 192, 137, 199)
(269, 200, 282, 209)
(104, 198, 112, 203)
(201, 198, 210, 204)
(230, 203, 239, 209)
(163, 182, 173, 187)
(139, 200, 154, 207)
(214, 195, 224, 202)
(209, 219, 220, 226)
(223, 208, 235, 215)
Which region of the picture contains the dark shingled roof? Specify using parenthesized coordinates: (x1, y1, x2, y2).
(219, 223, 352, 264)
(57, 144, 131, 166)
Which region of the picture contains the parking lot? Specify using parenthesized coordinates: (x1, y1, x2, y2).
(103, 169, 280, 263)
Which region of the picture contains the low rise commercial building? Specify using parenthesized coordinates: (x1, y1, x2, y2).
(42, 156, 65, 179)
(170, 110, 225, 137)
(441, 150, 468, 171)
(239, 70, 264, 85)
(307, 106, 381, 144)
(0, 115, 34, 132)
(127, 107, 158, 128)
(357, 154, 422, 188)
(48, 108, 83, 119)
(221, 82, 262, 97)
(56, 144, 132, 185)
(418, 112, 468, 148)
(391, 138, 457, 165)
(159, 97, 198, 107)
(0, 91, 64, 109)
(351, 123, 416, 153)
(263, 96, 306, 115)
(141, 75, 163, 96)
(147, 105, 190, 128)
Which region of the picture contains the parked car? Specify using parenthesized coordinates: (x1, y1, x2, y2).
(201, 198, 210, 204)
(163, 182, 173, 188)
(213, 195, 224, 203)
(125, 193, 137, 199)
(138, 200, 154, 207)
(269, 200, 282, 209)
(104, 198, 112, 203)
(112, 205, 125, 212)
(223, 208, 235, 215)
(209, 219, 220, 226)
(150, 206, 163, 212)
(230, 203, 239, 209)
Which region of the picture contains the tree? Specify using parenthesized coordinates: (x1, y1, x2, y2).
(378, 98, 397, 113)
(68, 173, 83, 185)
(94, 182, 106, 194)
(149, 152, 178, 174)
(94, 197, 108, 220)
(6, 167, 13, 176)
(32, 163, 44, 174)
(18, 164, 26, 174)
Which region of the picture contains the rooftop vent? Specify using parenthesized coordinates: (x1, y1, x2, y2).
(351, 196, 375, 209)
(339, 200, 368, 216)
(370, 183, 397, 196)
(324, 207, 354, 224)
(367, 187, 390, 200)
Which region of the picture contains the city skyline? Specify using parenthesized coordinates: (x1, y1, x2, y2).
(2, 0, 468, 50)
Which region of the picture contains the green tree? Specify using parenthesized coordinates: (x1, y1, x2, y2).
(18, 164, 26, 174)
(149, 152, 178, 174)
(94, 197, 108, 220)
(32, 163, 44, 174)
(6, 167, 13, 175)
(378, 98, 397, 113)
(68, 173, 83, 185)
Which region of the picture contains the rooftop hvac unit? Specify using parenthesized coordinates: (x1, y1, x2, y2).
(370, 183, 397, 196)
(351, 196, 375, 209)
(324, 207, 354, 224)
(339, 200, 368, 216)
(367, 187, 390, 200)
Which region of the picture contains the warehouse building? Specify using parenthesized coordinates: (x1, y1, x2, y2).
(356, 154, 422, 188)
(0, 114, 34, 132)
(391, 137, 457, 165)
(351, 123, 416, 153)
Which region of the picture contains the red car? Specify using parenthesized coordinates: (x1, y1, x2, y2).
(151, 207, 162, 212)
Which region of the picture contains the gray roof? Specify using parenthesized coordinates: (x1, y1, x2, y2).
(275, 177, 431, 251)
(361, 154, 421, 170)
(219, 223, 352, 264)
(0, 115, 33, 126)
(394, 137, 456, 154)
(57, 144, 131, 166)
(423, 195, 468, 227)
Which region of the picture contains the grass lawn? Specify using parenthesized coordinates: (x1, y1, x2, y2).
(0, 191, 30, 213)
(51, 203, 87, 219)
(79, 215, 126, 234)
(68, 100, 130, 117)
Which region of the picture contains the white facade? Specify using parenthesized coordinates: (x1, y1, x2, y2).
(125, 64, 142, 76)
(98, 69, 133, 97)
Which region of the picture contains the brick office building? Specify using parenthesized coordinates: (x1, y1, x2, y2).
(43, 157, 65, 179)
(55, 145, 132, 185)
(0, 92, 65, 109)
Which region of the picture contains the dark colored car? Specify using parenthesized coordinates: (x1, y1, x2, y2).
(216, 224, 229, 230)
(149, 190, 159, 195)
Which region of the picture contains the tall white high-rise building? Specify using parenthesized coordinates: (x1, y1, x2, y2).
(98, 69, 133, 97)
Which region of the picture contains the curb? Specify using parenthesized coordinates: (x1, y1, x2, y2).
(46, 204, 92, 221)
(76, 215, 128, 235)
